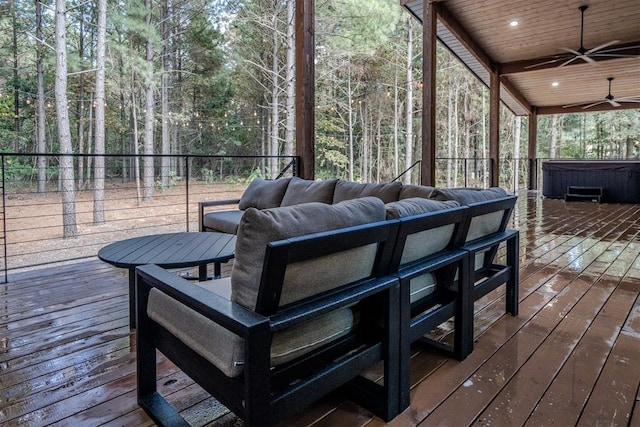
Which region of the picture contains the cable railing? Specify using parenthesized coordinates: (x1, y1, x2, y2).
(0, 153, 298, 281)
(0, 153, 547, 281)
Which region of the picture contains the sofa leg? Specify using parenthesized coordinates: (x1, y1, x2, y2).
(398, 279, 412, 412)
(139, 392, 189, 427)
(506, 232, 519, 316)
(455, 254, 474, 360)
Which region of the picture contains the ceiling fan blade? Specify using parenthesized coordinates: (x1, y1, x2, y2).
(563, 100, 593, 108)
(586, 40, 621, 54)
(560, 47, 582, 55)
(607, 99, 622, 107)
(592, 53, 640, 58)
(598, 44, 640, 53)
(559, 56, 580, 67)
(582, 100, 607, 109)
(524, 57, 569, 69)
(614, 97, 640, 102)
(580, 55, 598, 65)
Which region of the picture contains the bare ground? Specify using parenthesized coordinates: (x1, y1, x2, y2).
(1, 180, 247, 272)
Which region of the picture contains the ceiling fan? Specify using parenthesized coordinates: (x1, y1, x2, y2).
(563, 77, 640, 109)
(527, 5, 638, 69)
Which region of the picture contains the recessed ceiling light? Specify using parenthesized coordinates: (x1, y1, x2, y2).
(510, 21, 519, 27)
(552, 82, 560, 87)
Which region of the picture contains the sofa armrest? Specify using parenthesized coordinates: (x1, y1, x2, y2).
(199, 198, 241, 231)
(461, 228, 519, 254)
(136, 263, 267, 337)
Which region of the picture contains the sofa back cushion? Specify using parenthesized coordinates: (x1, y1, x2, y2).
(231, 197, 386, 310)
(333, 180, 402, 204)
(430, 187, 511, 243)
(280, 177, 338, 206)
(385, 197, 459, 220)
(238, 178, 291, 210)
(430, 187, 507, 204)
(399, 184, 435, 200)
(386, 198, 462, 266)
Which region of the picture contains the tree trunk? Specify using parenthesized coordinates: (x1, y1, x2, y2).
(463, 92, 471, 186)
(270, 9, 280, 178)
(481, 90, 487, 185)
(393, 50, 399, 179)
(550, 114, 559, 158)
(12, 0, 20, 151)
(453, 84, 460, 187)
(160, 0, 170, 187)
(513, 116, 521, 191)
(55, 0, 77, 238)
(143, 0, 155, 201)
(36, 0, 47, 193)
(446, 87, 454, 187)
(404, 22, 414, 184)
(284, 0, 295, 157)
(86, 92, 93, 181)
(347, 67, 354, 181)
(376, 105, 382, 182)
(77, 4, 85, 189)
(93, 0, 107, 225)
(132, 92, 142, 204)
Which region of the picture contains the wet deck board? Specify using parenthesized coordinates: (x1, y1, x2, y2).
(0, 193, 639, 426)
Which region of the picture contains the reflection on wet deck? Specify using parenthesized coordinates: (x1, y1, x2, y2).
(0, 191, 638, 426)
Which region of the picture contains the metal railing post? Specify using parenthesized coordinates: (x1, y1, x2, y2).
(185, 155, 190, 232)
(1, 154, 7, 283)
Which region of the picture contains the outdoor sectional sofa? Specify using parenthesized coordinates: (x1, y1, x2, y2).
(136, 178, 519, 425)
(198, 177, 431, 235)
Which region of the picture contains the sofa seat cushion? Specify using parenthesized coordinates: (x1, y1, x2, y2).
(399, 184, 435, 200)
(385, 197, 459, 220)
(430, 187, 507, 204)
(147, 281, 244, 378)
(333, 180, 402, 204)
(271, 307, 353, 366)
(202, 210, 245, 234)
(232, 197, 386, 310)
(238, 178, 291, 210)
(280, 177, 338, 206)
(147, 279, 355, 378)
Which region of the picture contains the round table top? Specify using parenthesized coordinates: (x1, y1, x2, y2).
(98, 232, 236, 270)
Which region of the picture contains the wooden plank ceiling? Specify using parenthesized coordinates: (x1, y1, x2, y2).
(401, 0, 640, 115)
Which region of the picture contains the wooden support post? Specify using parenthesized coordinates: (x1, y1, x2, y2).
(421, 1, 437, 186)
(295, 0, 315, 180)
(528, 110, 538, 190)
(489, 69, 500, 187)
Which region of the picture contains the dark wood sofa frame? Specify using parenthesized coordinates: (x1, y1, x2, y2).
(136, 220, 402, 426)
(199, 198, 241, 232)
(388, 206, 472, 411)
(462, 196, 519, 320)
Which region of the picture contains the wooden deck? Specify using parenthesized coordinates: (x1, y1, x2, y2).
(1, 191, 639, 426)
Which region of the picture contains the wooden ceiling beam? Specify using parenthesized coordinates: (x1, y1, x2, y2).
(434, 3, 534, 116)
(433, 2, 495, 71)
(500, 76, 532, 115)
(499, 41, 640, 75)
(537, 102, 640, 115)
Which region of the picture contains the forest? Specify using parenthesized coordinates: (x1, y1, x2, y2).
(1, 0, 639, 197)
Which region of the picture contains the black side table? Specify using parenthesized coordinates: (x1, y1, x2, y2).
(98, 232, 236, 328)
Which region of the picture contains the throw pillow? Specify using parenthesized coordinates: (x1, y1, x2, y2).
(238, 178, 291, 210)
